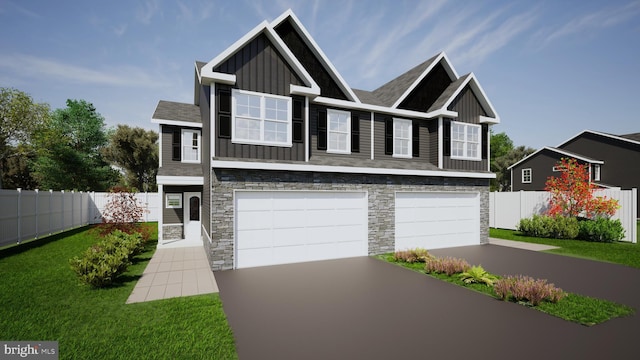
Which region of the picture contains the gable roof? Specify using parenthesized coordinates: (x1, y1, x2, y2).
(507, 146, 603, 170)
(557, 129, 640, 148)
(151, 101, 201, 127)
(427, 72, 499, 123)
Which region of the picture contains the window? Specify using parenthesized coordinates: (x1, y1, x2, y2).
(451, 121, 481, 160)
(232, 89, 292, 146)
(181, 129, 200, 163)
(393, 118, 412, 158)
(593, 164, 601, 181)
(522, 168, 532, 183)
(327, 109, 350, 153)
(166, 194, 182, 208)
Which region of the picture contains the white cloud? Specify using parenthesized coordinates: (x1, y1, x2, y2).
(136, 0, 161, 24)
(113, 24, 127, 37)
(0, 54, 172, 89)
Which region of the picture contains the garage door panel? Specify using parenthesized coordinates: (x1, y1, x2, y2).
(395, 192, 479, 251)
(236, 191, 368, 268)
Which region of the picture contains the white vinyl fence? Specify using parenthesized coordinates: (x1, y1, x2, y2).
(0, 189, 159, 247)
(490, 189, 637, 243)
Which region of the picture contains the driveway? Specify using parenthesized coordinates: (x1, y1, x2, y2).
(215, 245, 640, 360)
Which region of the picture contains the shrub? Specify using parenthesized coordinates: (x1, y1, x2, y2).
(578, 218, 625, 243)
(393, 248, 432, 263)
(96, 186, 147, 238)
(425, 256, 470, 276)
(493, 275, 566, 306)
(458, 265, 498, 286)
(107, 230, 144, 259)
(517, 215, 578, 239)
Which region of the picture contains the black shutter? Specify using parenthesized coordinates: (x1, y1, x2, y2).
(351, 114, 360, 153)
(172, 129, 181, 161)
(317, 110, 327, 150)
(218, 89, 231, 139)
(384, 117, 393, 155)
(481, 124, 488, 160)
(292, 98, 304, 143)
(443, 118, 451, 157)
(412, 121, 420, 157)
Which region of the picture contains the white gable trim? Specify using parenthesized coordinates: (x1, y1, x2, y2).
(437, 73, 499, 123)
(314, 96, 456, 119)
(151, 118, 203, 128)
(507, 146, 603, 170)
(391, 52, 459, 109)
(200, 71, 236, 85)
(211, 160, 496, 179)
(201, 18, 320, 95)
(557, 129, 640, 148)
(271, 10, 360, 103)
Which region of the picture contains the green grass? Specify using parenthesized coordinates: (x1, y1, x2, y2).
(0, 224, 237, 360)
(376, 254, 634, 326)
(490, 227, 640, 269)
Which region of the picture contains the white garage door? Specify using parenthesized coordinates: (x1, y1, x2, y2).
(235, 191, 368, 268)
(395, 192, 480, 251)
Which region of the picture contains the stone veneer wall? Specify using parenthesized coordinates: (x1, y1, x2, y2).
(162, 224, 183, 241)
(204, 169, 490, 271)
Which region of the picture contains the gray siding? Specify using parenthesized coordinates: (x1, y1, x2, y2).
(428, 121, 439, 165)
(162, 185, 204, 224)
(160, 125, 204, 176)
(214, 33, 303, 96)
(200, 85, 211, 239)
(511, 149, 572, 191)
(442, 86, 489, 171)
(398, 62, 452, 112)
(308, 103, 371, 160)
(372, 113, 434, 164)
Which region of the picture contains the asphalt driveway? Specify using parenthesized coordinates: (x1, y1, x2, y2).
(215, 245, 640, 360)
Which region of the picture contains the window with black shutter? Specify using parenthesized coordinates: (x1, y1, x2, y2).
(351, 114, 360, 153)
(443, 118, 451, 156)
(172, 128, 181, 161)
(218, 89, 231, 138)
(293, 98, 304, 143)
(317, 109, 327, 150)
(481, 124, 488, 159)
(412, 121, 420, 157)
(384, 118, 393, 155)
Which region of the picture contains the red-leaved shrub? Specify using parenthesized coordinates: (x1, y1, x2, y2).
(425, 256, 470, 276)
(494, 275, 566, 306)
(96, 186, 148, 240)
(393, 248, 432, 263)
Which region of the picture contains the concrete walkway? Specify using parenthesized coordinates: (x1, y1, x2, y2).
(488, 237, 559, 251)
(126, 245, 218, 304)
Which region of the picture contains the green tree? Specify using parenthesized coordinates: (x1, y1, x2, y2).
(492, 145, 535, 191)
(103, 125, 158, 192)
(0, 87, 50, 188)
(489, 131, 514, 191)
(32, 99, 119, 191)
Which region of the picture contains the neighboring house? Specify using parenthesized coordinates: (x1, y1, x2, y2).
(151, 10, 500, 270)
(508, 130, 640, 213)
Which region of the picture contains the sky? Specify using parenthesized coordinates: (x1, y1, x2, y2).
(1, 0, 639, 150)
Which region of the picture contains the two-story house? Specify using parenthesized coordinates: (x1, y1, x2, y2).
(152, 10, 500, 270)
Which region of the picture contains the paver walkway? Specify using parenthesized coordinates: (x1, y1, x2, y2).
(126, 246, 218, 304)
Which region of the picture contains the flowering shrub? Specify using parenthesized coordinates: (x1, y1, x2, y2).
(545, 158, 619, 219)
(424, 256, 470, 276)
(494, 275, 566, 306)
(393, 248, 432, 263)
(97, 186, 149, 241)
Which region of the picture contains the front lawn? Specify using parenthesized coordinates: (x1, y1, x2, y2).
(490, 228, 640, 269)
(0, 224, 237, 360)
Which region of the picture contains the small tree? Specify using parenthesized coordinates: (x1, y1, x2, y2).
(545, 158, 619, 218)
(98, 186, 147, 237)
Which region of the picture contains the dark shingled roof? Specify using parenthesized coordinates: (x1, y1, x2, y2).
(619, 133, 640, 142)
(196, 61, 206, 72)
(157, 165, 203, 177)
(427, 73, 470, 113)
(152, 101, 201, 123)
(351, 89, 386, 107)
(371, 53, 440, 107)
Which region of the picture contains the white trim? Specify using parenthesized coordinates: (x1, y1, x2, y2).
(522, 168, 532, 184)
(313, 96, 455, 119)
(593, 164, 601, 181)
(305, 96, 309, 162)
(200, 70, 236, 85)
(436, 73, 499, 122)
(326, 108, 351, 154)
(479, 115, 499, 124)
(487, 128, 491, 172)
(507, 146, 604, 170)
(158, 125, 163, 167)
(370, 111, 375, 160)
(557, 129, 640, 148)
(231, 89, 293, 147)
(271, 10, 359, 102)
(211, 82, 216, 158)
(151, 118, 203, 128)
(181, 129, 201, 163)
(157, 176, 204, 185)
(290, 84, 320, 97)
(211, 160, 496, 179)
(392, 118, 412, 158)
(438, 117, 443, 168)
(165, 193, 183, 208)
(450, 121, 481, 161)
(158, 184, 163, 243)
(391, 52, 459, 109)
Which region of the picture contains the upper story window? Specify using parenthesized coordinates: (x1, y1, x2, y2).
(593, 164, 601, 181)
(451, 121, 481, 160)
(393, 118, 412, 158)
(182, 129, 200, 163)
(327, 109, 350, 153)
(522, 168, 532, 183)
(232, 89, 292, 147)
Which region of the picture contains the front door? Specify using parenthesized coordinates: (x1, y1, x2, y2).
(184, 192, 201, 241)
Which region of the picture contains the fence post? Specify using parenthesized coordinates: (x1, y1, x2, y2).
(48, 190, 53, 235)
(17, 188, 22, 244)
(35, 189, 39, 239)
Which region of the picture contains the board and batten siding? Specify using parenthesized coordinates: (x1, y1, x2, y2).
(214, 33, 304, 96)
(442, 85, 489, 171)
(308, 103, 371, 160)
(398, 62, 453, 112)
